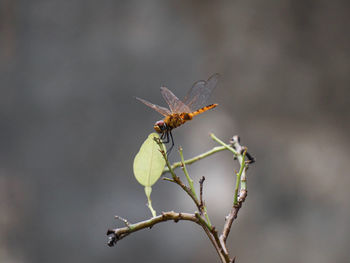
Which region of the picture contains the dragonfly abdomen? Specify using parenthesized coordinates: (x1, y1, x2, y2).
(190, 104, 218, 117)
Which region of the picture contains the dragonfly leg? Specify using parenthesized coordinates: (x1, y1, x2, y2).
(161, 131, 170, 144)
(160, 132, 166, 141)
(159, 131, 174, 155)
(166, 131, 174, 155)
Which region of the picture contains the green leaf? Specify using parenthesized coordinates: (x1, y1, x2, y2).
(133, 133, 165, 187)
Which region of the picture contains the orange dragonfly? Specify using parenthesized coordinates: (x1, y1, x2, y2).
(136, 74, 219, 153)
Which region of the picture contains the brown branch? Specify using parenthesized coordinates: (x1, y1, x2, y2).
(107, 211, 199, 246)
(194, 212, 228, 263)
(164, 172, 203, 212)
(210, 226, 231, 262)
(220, 190, 248, 245)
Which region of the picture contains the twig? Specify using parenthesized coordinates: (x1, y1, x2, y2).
(199, 176, 205, 208)
(162, 177, 175, 182)
(219, 193, 247, 246)
(197, 176, 211, 227)
(233, 150, 246, 205)
(163, 164, 202, 212)
(107, 211, 199, 246)
(178, 148, 212, 226)
(163, 145, 228, 173)
(179, 147, 197, 199)
(210, 133, 238, 156)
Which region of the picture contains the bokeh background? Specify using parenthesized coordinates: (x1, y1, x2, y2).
(1, 1, 349, 262)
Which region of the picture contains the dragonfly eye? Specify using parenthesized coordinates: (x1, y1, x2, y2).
(154, 120, 167, 133)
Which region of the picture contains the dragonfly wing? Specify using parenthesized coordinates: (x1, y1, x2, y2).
(183, 73, 220, 112)
(136, 97, 171, 116)
(160, 86, 191, 113)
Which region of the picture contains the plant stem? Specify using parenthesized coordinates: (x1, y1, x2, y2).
(179, 147, 197, 199)
(179, 147, 212, 227)
(233, 150, 246, 205)
(210, 133, 238, 156)
(163, 145, 228, 172)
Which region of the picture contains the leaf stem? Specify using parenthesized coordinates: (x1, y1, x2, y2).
(145, 186, 156, 217)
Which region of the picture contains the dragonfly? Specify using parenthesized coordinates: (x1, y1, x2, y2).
(136, 73, 219, 153)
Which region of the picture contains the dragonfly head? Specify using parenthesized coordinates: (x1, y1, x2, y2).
(154, 120, 167, 133)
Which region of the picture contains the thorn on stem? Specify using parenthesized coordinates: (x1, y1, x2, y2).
(115, 215, 131, 228)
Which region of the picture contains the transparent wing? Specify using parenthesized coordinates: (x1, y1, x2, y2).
(182, 73, 220, 112)
(160, 86, 191, 113)
(136, 97, 171, 116)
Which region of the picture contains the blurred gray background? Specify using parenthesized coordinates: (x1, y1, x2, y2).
(1, 0, 349, 262)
